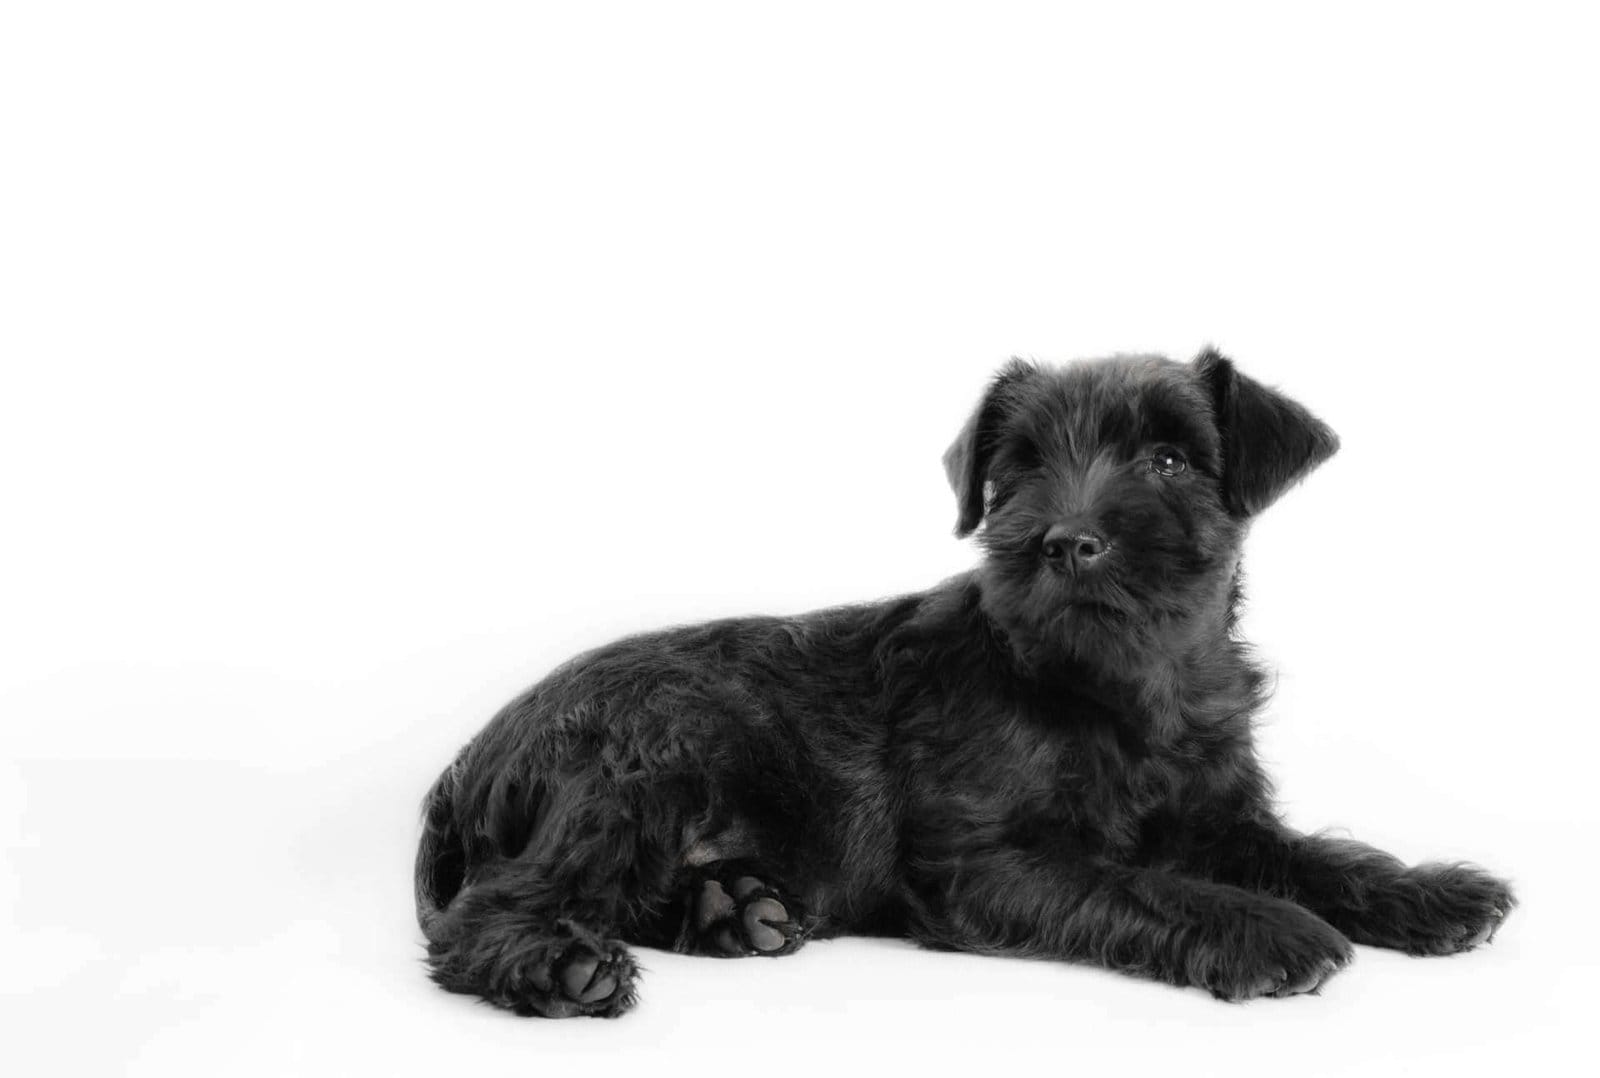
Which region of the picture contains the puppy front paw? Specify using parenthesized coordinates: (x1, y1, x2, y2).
(1353, 863, 1515, 956)
(1188, 901, 1354, 1001)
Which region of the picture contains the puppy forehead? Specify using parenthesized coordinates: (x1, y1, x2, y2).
(1014, 356, 1219, 457)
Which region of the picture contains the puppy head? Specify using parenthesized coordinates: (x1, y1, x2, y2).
(944, 350, 1337, 654)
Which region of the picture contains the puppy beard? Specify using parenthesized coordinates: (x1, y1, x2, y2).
(976, 549, 1236, 678)
(976, 556, 1150, 675)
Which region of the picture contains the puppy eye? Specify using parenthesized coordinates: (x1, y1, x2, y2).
(1150, 446, 1187, 476)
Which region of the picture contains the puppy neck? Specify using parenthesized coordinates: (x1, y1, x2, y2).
(975, 566, 1252, 741)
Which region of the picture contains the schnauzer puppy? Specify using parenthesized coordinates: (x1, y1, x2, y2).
(415, 349, 1514, 1017)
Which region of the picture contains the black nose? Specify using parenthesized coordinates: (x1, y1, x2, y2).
(1041, 525, 1109, 570)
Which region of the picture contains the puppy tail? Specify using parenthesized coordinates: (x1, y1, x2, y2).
(414, 753, 469, 942)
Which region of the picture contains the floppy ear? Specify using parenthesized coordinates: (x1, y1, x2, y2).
(943, 359, 1037, 537)
(1193, 348, 1339, 517)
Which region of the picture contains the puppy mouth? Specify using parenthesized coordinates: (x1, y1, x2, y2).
(1051, 584, 1134, 619)
(1061, 597, 1126, 619)
(1030, 560, 1133, 616)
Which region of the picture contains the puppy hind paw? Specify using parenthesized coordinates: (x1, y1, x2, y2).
(690, 874, 807, 957)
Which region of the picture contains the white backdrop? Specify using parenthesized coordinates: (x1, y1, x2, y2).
(4, 3, 1597, 1075)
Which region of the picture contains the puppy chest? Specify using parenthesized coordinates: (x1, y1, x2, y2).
(967, 722, 1191, 861)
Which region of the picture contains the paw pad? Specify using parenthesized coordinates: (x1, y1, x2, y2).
(558, 951, 619, 1004)
(500, 933, 636, 1018)
(691, 874, 804, 956)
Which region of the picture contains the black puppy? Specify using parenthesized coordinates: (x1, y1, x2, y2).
(415, 350, 1514, 1017)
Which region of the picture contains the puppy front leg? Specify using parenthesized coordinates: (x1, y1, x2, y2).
(909, 848, 1352, 1000)
(1189, 816, 1515, 955)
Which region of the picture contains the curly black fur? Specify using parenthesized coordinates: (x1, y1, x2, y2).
(414, 349, 1514, 1017)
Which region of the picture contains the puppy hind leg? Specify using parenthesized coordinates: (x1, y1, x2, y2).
(423, 780, 679, 1018)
